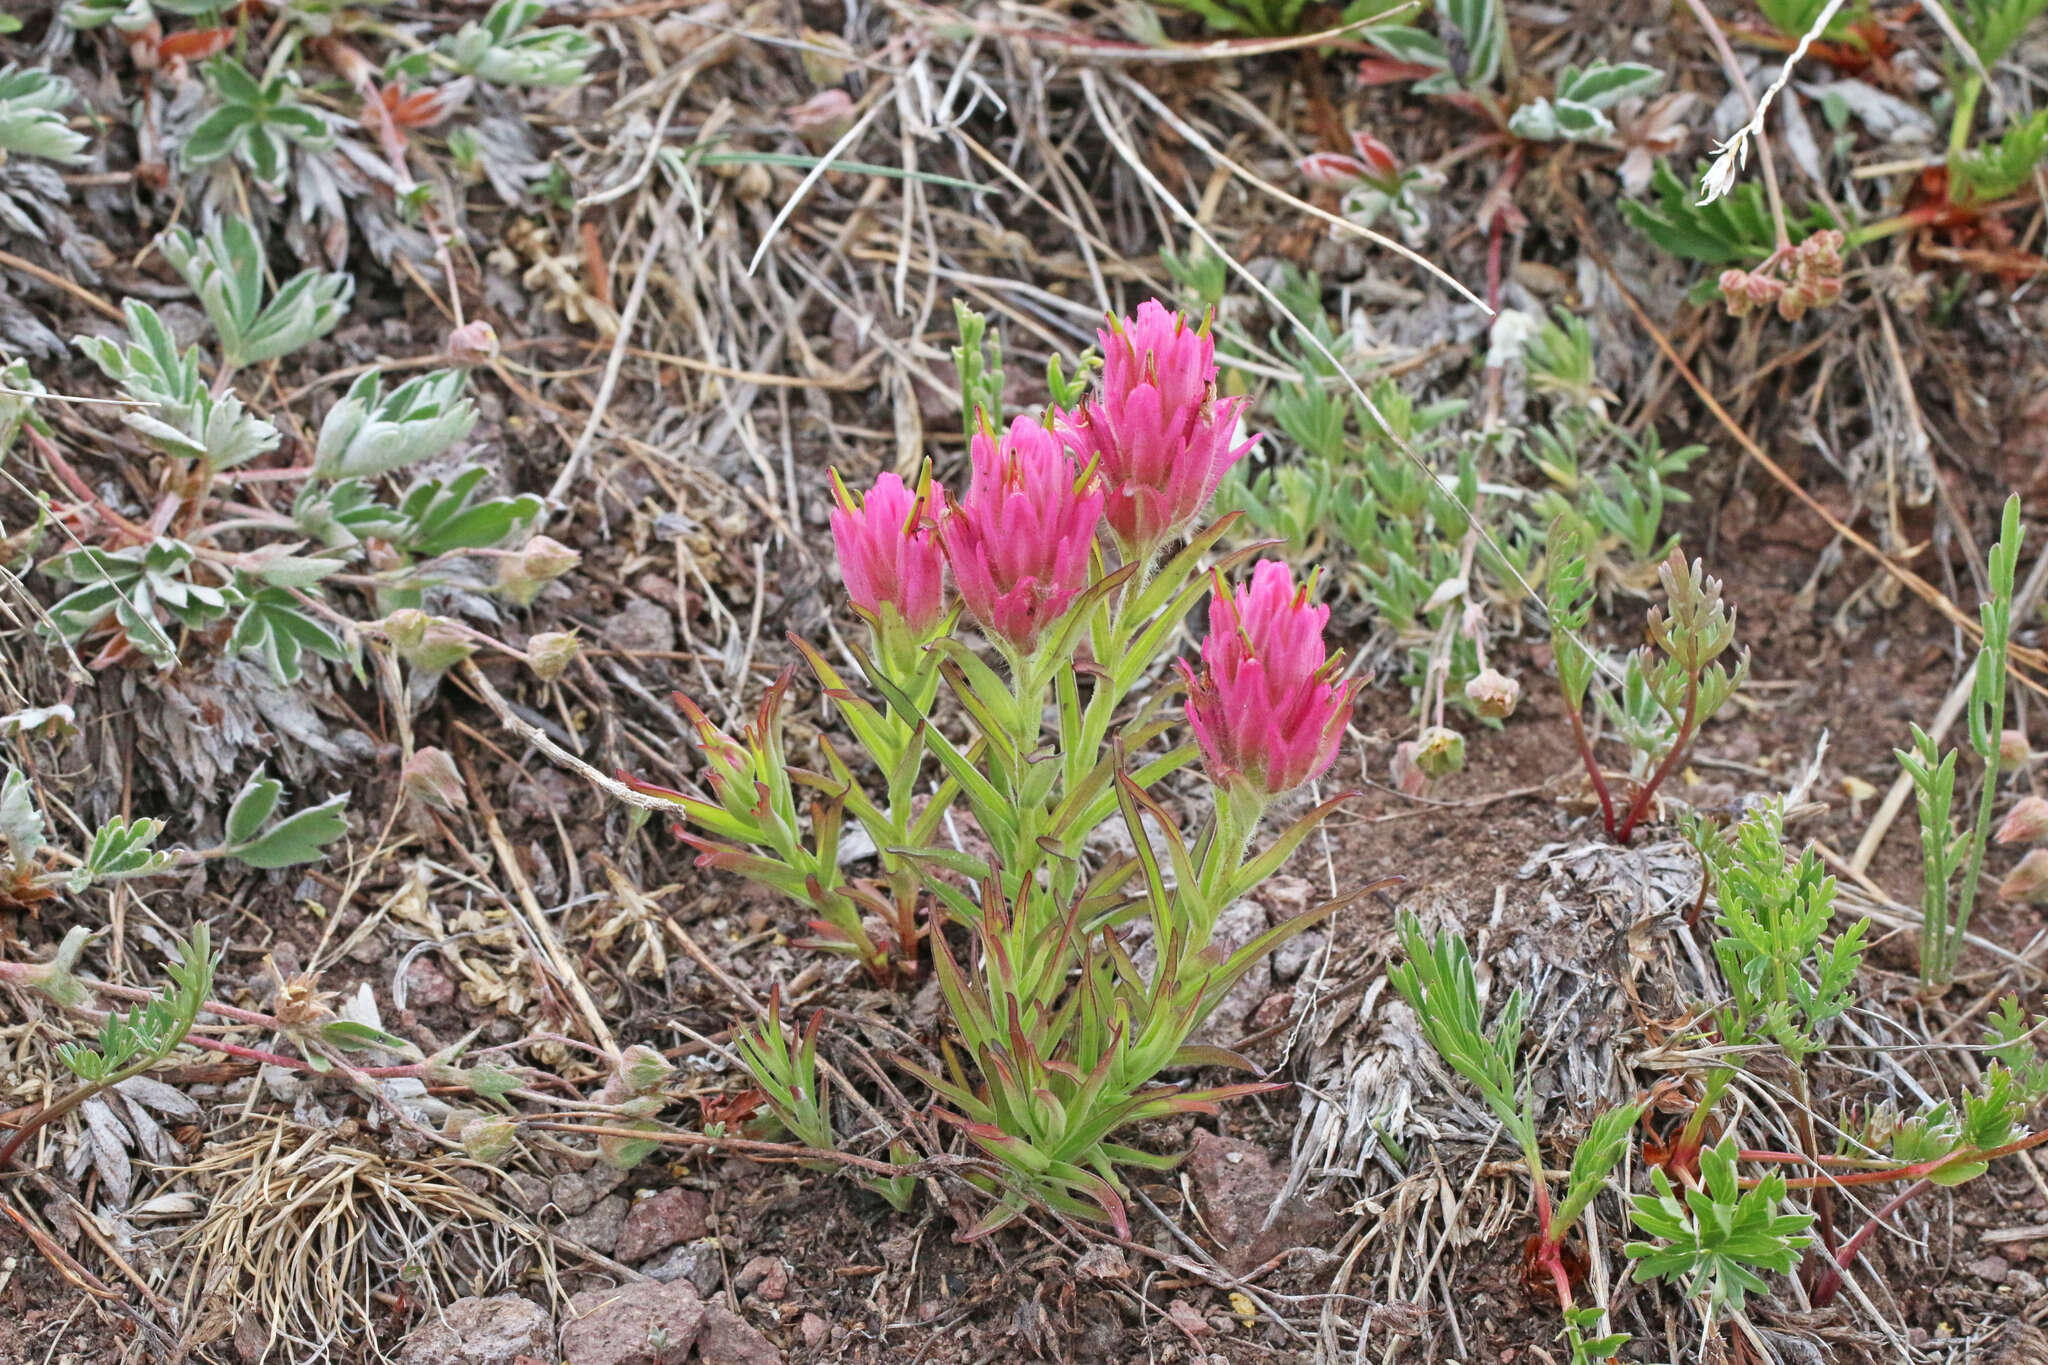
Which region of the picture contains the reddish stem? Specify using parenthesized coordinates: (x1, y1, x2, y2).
(1810, 1176, 1934, 1306)
(1769, 1127, 2048, 1191)
(1565, 704, 1619, 838)
(1614, 677, 1699, 844)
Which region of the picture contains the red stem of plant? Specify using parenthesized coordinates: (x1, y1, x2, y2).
(1810, 1176, 1935, 1306)
(1614, 678, 1699, 844)
(1565, 704, 1619, 838)
(1762, 1126, 2048, 1191)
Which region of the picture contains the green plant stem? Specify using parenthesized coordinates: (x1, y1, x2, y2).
(1943, 744, 2005, 991)
(1949, 74, 1983, 161)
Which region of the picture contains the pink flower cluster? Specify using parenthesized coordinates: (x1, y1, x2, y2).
(1177, 562, 1358, 799)
(828, 298, 1348, 798)
(1718, 230, 1845, 322)
(830, 470, 947, 639)
(1060, 300, 1255, 559)
(939, 415, 1103, 655)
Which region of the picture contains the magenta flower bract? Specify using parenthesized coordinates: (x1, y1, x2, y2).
(1060, 299, 1255, 558)
(1177, 560, 1357, 798)
(939, 415, 1102, 655)
(830, 470, 947, 638)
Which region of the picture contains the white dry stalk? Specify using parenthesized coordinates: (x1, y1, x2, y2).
(1696, 0, 1852, 205)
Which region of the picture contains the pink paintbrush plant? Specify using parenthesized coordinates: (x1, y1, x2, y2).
(830, 468, 948, 645)
(1178, 560, 1358, 801)
(939, 414, 1102, 656)
(1060, 299, 1253, 561)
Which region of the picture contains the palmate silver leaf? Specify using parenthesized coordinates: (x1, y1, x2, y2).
(64, 1078, 201, 1214)
(467, 112, 548, 206)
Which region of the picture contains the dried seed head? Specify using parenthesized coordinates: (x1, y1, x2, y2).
(1464, 668, 1521, 721)
(1999, 847, 2048, 902)
(401, 746, 468, 814)
(459, 1115, 518, 1163)
(526, 630, 580, 682)
(619, 1043, 675, 1094)
(1996, 795, 2048, 846)
(1390, 740, 1429, 796)
(497, 535, 581, 606)
(2001, 730, 2032, 768)
(446, 319, 499, 366)
(1414, 725, 1466, 780)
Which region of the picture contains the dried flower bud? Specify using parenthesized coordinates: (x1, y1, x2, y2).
(1414, 725, 1466, 780)
(1999, 847, 2048, 903)
(1390, 740, 1429, 797)
(1718, 269, 1754, 317)
(1464, 668, 1521, 721)
(2001, 730, 2032, 768)
(1798, 229, 1844, 277)
(402, 746, 468, 813)
(383, 609, 477, 674)
(526, 630, 580, 682)
(619, 1044, 674, 1094)
(446, 319, 499, 366)
(497, 535, 581, 606)
(459, 1115, 518, 1163)
(786, 88, 855, 147)
(1996, 794, 2048, 845)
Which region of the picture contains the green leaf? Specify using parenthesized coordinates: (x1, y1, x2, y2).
(160, 219, 353, 368)
(442, 0, 599, 85)
(229, 586, 349, 684)
(226, 770, 283, 846)
(0, 64, 88, 165)
(224, 791, 349, 869)
(1949, 109, 2048, 209)
(69, 815, 172, 891)
(1622, 160, 1804, 267)
(1625, 1136, 1813, 1319)
(320, 1019, 420, 1056)
(314, 369, 478, 480)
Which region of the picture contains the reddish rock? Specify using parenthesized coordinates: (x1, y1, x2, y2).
(697, 1303, 783, 1365)
(1186, 1129, 1336, 1273)
(733, 1255, 788, 1301)
(617, 1187, 710, 1264)
(560, 1280, 704, 1365)
(397, 1295, 551, 1365)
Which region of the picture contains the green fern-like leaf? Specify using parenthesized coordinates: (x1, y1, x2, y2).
(1948, 109, 2048, 209)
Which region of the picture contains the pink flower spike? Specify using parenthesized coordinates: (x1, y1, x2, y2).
(1177, 560, 1359, 800)
(938, 415, 1102, 655)
(830, 469, 948, 639)
(1060, 299, 1257, 560)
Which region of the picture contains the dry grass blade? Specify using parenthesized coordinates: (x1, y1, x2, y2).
(176, 1123, 557, 1363)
